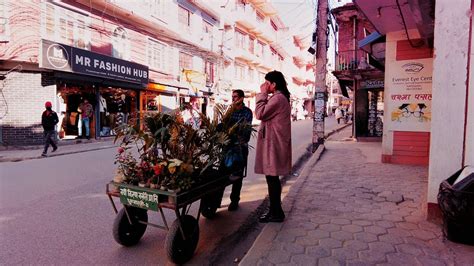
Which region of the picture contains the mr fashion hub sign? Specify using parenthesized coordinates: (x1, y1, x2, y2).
(40, 39, 149, 85)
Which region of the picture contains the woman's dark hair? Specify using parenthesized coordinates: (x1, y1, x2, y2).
(265, 70, 290, 102)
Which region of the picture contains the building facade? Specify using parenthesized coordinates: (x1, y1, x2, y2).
(331, 3, 385, 140)
(353, 0, 473, 219)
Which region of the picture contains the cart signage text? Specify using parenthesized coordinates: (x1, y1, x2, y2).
(119, 185, 160, 211)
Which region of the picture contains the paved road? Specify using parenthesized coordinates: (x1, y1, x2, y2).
(0, 118, 341, 264)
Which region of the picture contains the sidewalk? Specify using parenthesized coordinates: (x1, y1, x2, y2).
(240, 127, 474, 265)
(0, 138, 117, 162)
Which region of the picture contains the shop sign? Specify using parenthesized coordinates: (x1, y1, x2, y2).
(40, 39, 149, 85)
(386, 59, 433, 132)
(361, 79, 384, 89)
(119, 185, 160, 211)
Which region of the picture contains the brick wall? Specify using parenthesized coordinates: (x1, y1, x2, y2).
(1, 72, 56, 145)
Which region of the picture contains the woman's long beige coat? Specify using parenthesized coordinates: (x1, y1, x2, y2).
(254, 91, 292, 176)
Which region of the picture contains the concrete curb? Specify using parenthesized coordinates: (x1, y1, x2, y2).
(239, 144, 326, 266)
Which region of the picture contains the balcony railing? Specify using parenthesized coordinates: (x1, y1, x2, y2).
(335, 50, 368, 71)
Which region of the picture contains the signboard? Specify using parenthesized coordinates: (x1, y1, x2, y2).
(119, 185, 161, 211)
(40, 39, 149, 85)
(386, 59, 433, 131)
(361, 79, 384, 89)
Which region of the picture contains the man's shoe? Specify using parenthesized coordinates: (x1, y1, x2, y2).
(41, 153, 47, 157)
(86, 136, 90, 140)
(76, 136, 82, 139)
(228, 201, 239, 211)
(258, 211, 271, 223)
(52, 147, 58, 152)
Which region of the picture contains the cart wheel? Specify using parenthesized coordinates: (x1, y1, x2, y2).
(200, 189, 224, 219)
(113, 206, 148, 246)
(165, 215, 199, 264)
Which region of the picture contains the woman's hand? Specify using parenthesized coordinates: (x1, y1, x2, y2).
(260, 82, 269, 94)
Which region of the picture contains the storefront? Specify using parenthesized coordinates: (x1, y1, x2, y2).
(354, 79, 384, 139)
(40, 40, 148, 140)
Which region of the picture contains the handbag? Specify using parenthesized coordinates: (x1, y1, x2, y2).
(224, 145, 244, 169)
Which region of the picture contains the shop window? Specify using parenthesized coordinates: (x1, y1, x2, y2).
(179, 52, 193, 70)
(147, 38, 167, 72)
(0, 2, 9, 42)
(41, 2, 91, 50)
(112, 27, 130, 60)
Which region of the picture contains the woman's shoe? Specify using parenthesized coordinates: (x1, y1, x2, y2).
(259, 211, 285, 223)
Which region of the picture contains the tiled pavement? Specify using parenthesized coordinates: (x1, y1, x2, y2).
(240, 128, 474, 265)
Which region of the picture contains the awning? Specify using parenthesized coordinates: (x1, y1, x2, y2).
(338, 80, 353, 98)
(358, 32, 383, 52)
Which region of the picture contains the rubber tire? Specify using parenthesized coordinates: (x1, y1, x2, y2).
(113, 206, 148, 246)
(165, 215, 200, 264)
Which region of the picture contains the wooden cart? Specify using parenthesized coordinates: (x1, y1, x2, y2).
(106, 174, 231, 264)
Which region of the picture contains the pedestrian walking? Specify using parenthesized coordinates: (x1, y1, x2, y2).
(228, 89, 253, 211)
(335, 106, 343, 124)
(255, 70, 292, 223)
(41, 101, 59, 157)
(77, 98, 93, 140)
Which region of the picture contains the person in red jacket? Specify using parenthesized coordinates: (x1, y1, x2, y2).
(41, 101, 59, 157)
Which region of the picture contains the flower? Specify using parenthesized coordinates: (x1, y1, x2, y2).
(168, 166, 177, 174)
(118, 147, 125, 154)
(153, 164, 162, 175)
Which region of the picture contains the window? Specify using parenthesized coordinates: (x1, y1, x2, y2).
(249, 36, 255, 54)
(248, 67, 254, 82)
(112, 27, 129, 59)
(234, 30, 245, 49)
(0, 1, 9, 41)
(147, 0, 166, 19)
(234, 63, 244, 80)
(147, 39, 167, 72)
(179, 52, 193, 70)
(178, 6, 191, 29)
(256, 41, 264, 58)
(202, 20, 213, 41)
(270, 20, 278, 31)
(256, 11, 264, 23)
(41, 3, 91, 50)
(205, 61, 214, 84)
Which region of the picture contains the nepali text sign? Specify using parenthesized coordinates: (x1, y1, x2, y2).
(40, 39, 148, 85)
(119, 185, 160, 211)
(386, 58, 433, 132)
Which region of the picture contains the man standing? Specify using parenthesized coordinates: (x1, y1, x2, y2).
(41, 101, 59, 157)
(78, 98, 93, 140)
(228, 89, 253, 211)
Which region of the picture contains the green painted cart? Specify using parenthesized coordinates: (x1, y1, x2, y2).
(106, 174, 231, 264)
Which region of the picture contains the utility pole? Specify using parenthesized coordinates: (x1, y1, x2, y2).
(312, 0, 329, 152)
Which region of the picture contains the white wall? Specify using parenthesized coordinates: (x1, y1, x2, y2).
(428, 0, 472, 203)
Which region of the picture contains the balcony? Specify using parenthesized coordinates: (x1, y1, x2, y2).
(335, 49, 369, 71)
(233, 4, 258, 30)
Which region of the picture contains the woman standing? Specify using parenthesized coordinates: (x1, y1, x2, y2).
(255, 70, 292, 223)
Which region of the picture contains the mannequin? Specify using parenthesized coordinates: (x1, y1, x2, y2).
(99, 94, 109, 136)
(116, 94, 128, 126)
(56, 93, 67, 138)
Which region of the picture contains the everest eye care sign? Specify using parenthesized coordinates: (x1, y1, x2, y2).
(39, 39, 148, 85)
(386, 57, 433, 132)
